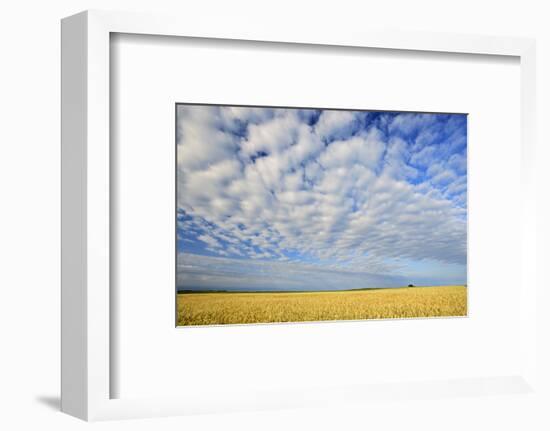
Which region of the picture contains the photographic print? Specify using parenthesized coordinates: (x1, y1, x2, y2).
(176, 104, 467, 326)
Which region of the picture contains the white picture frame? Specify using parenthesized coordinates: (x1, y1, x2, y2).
(61, 9, 539, 421)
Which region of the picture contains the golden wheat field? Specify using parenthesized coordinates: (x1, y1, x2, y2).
(176, 285, 467, 326)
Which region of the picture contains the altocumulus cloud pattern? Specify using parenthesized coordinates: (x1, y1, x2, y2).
(176, 105, 467, 291)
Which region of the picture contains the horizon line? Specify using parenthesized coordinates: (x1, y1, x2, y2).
(177, 284, 468, 294)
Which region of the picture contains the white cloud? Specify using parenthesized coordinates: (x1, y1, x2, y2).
(410, 145, 437, 167)
(389, 113, 438, 136)
(176, 106, 239, 171)
(382, 137, 418, 180)
(197, 234, 222, 249)
(431, 169, 457, 185)
(240, 111, 300, 156)
(319, 129, 385, 170)
(314, 110, 357, 141)
(447, 153, 467, 174)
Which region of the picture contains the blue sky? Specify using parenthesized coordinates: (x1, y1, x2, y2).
(176, 105, 467, 291)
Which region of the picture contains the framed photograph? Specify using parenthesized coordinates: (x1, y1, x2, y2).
(61, 10, 540, 421)
(175, 103, 468, 326)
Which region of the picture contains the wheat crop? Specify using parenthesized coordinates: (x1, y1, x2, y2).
(176, 285, 467, 326)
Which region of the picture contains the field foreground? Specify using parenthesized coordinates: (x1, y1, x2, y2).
(177, 285, 467, 326)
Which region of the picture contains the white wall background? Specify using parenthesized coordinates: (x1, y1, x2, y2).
(1, 1, 549, 430)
